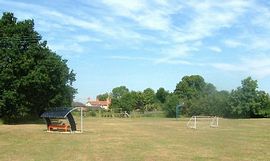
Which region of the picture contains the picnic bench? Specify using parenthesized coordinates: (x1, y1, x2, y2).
(48, 124, 70, 132)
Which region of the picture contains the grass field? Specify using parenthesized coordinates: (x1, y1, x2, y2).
(0, 117, 269, 161)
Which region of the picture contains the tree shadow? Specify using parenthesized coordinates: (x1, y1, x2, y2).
(0, 117, 45, 125)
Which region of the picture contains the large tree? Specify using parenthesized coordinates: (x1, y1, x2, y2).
(174, 75, 210, 115)
(229, 77, 270, 118)
(111, 86, 129, 99)
(0, 12, 76, 123)
(174, 75, 206, 100)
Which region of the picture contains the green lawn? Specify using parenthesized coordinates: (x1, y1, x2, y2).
(0, 117, 269, 161)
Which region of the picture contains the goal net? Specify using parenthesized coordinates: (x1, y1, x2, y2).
(186, 116, 219, 129)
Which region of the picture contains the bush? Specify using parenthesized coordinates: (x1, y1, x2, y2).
(89, 110, 97, 117)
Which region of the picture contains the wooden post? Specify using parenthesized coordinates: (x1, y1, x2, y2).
(81, 107, 83, 133)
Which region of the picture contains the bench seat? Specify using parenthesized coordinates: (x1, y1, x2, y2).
(48, 124, 70, 132)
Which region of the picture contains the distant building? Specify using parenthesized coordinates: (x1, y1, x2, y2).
(72, 101, 86, 107)
(72, 101, 88, 111)
(86, 97, 111, 110)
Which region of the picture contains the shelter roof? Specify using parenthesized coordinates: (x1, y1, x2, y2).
(40, 108, 72, 119)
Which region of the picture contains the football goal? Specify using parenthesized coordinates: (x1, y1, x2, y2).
(186, 116, 219, 129)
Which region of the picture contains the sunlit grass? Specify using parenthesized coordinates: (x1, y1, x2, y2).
(0, 117, 269, 161)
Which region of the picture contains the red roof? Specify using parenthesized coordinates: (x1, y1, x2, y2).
(87, 98, 111, 106)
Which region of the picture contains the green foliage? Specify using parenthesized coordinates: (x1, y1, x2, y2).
(109, 87, 160, 113)
(88, 110, 97, 117)
(97, 93, 109, 101)
(105, 76, 270, 118)
(0, 12, 76, 123)
(188, 90, 230, 117)
(255, 91, 270, 117)
(142, 88, 155, 111)
(229, 77, 270, 118)
(174, 75, 220, 116)
(174, 75, 206, 100)
(163, 94, 180, 117)
(111, 86, 129, 99)
(156, 87, 169, 103)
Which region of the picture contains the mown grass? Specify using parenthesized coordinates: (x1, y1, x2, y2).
(0, 117, 269, 161)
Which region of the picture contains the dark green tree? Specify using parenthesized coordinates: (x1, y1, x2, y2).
(97, 93, 109, 101)
(229, 77, 270, 118)
(119, 92, 137, 113)
(255, 91, 270, 117)
(188, 90, 230, 117)
(163, 94, 180, 117)
(156, 87, 169, 103)
(174, 75, 210, 115)
(111, 86, 129, 99)
(0, 13, 76, 123)
(110, 90, 144, 113)
(110, 86, 129, 112)
(174, 75, 206, 100)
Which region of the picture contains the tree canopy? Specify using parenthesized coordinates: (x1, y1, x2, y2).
(229, 77, 270, 118)
(0, 12, 76, 123)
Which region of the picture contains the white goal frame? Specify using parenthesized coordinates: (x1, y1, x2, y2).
(186, 116, 219, 129)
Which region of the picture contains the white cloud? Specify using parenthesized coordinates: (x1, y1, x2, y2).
(73, 35, 102, 43)
(211, 63, 244, 72)
(107, 55, 152, 61)
(101, 0, 181, 31)
(211, 56, 270, 78)
(102, 0, 145, 13)
(155, 44, 198, 64)
(40, 10, 107, 33)
(154, 0, 251, 63)
(157, 59, 192, 65)
(224, 39, 244, 48)
(252, 5, 270, 29)
(249, 36, 270, 51)
(49, 42, 84, 53)
(173, 1, 250, 43)
(208, 46, 222, 53)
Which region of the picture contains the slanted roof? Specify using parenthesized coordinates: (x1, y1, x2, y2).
(40, 107, 78, 131)
(40, 108, 72, 119)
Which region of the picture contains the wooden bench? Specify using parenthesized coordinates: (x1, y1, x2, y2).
(48, 124, 70, 132)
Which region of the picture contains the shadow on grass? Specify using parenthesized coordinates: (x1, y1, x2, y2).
(0, 117, 45, 125)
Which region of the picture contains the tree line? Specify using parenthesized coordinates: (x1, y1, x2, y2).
(99, 75, 270, 118)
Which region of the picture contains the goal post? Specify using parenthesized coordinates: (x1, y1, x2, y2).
(186, 116, 219, 129)
(210, 116, 219, 128)
(186, 116, 197, 129)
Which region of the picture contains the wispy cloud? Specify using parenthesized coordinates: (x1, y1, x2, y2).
(154, 0, 251, 64)
(49, 42, 84, 54)
(73, 35, 102, 43)
(208, 46, 222, 53)
(251, 4, 270, 30)
(211, 55, 270, 78)
(101, 0, 181, 31)
(1, 0, 269, 72)
(107, 55, 153, 61)
(223, 39, 244, 48)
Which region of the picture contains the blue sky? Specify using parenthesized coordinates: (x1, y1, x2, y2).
(1, 0, 270, 103)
